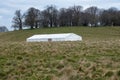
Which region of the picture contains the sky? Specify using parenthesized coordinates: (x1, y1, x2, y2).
(0, 0, 120, 31)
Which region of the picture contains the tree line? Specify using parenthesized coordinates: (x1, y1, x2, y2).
(12, 5, 120, 30)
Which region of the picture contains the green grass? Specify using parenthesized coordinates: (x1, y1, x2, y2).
(0, 26, 120, 80)
(0, 27, 120, 42)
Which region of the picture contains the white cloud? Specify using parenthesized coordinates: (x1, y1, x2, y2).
(0, 8, 10, 14)
(0, 16, 2, 19)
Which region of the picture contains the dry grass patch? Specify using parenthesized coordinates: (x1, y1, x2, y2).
(0, 40, 120, 80)
(0, 27, 120, 80)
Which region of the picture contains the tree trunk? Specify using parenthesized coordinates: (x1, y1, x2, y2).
(19, 18, 22, 30)
(35, 22, 38, 28)
(31, 25, 34, 29)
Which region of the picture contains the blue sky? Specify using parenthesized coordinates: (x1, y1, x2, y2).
(0, 0, 120, 30)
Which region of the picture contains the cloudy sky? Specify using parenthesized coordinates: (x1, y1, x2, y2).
(0, 0, 120, 30)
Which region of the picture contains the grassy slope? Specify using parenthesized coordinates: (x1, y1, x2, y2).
(0, 27, 120, 42)
(0, 27, 120, 80)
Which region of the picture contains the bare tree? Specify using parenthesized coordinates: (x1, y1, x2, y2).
(41, 10, 49, 27)
(85, 6, 99, 26)
(66, 8, 73, 26)
(100, 7, 119, 26)
(72, 5, 83, 26)
(34, 9, 41, 28)
(59, 8, 68, 26)
(24, 7, 40, 29)
(81, 12, 90, 26)
(12, 10, 23, 30)
(42, 5, 58, 27)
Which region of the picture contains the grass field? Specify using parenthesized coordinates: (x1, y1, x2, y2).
(0, 27, 120, 80)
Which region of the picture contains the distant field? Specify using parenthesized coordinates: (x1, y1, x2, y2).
(0, 27, 120, 80)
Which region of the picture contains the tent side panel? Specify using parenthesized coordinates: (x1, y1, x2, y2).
(65, 34, 82, 41)
(26, 38, 65, 42)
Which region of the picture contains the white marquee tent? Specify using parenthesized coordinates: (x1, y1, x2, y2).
(26, 33, 82, 42)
